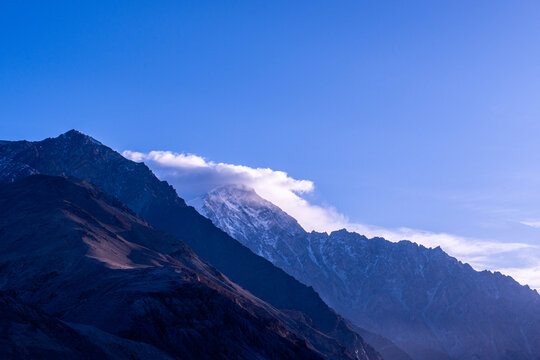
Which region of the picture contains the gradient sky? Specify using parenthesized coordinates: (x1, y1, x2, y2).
(2, 2, 540, 286)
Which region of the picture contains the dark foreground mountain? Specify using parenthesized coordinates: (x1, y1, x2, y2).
(0, 175, 381, 360)
(197, 184, 540, 360)
(0, 131, 380, 359)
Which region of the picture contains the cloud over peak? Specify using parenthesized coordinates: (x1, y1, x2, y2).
(122, 150, 330, 231)
(123, 149, 540, 290)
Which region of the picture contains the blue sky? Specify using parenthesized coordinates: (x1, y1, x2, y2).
(2, 1, 540, 287)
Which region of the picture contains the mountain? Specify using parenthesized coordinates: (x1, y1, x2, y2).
(197, 184, 540, 360)
(0, 174, 372, 360)
(0, 130, 381, 359)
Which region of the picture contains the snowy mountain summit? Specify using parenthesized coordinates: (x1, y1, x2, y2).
(195, 184, 306, 265)
(197, 184, 540, 360)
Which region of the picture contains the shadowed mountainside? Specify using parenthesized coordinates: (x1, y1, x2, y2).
(0, 175, 381, 360)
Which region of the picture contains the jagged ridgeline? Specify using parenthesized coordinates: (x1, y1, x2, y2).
(197, 184, 540, 360)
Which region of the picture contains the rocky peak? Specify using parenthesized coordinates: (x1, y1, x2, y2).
(0, 130, 187, 211)
(59, 129, 103, 144)
(200, 184, 306, 238)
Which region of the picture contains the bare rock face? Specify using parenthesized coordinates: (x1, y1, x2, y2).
(0, 130, 381, 360)
(198, 184, 540, 360)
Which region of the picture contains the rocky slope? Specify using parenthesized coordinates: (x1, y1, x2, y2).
(0, 175, 377, 360)
(0, 131, 381, 360)
(198, 184, 540, 360)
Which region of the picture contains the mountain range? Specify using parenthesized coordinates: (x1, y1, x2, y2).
(2, 130, 540, 360)
(196, 184, 540, 360)
(0, 131, 380, 360)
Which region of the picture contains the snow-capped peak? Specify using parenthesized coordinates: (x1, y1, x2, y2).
(194, 184, 305, 264)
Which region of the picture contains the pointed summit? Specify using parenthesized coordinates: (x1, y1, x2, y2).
(62, 129, 85, 136)
(0, 130, 187, 210)
(198, 184, 306, 263)
(206, 184, 275, 208)
(58, 129, 103, 145)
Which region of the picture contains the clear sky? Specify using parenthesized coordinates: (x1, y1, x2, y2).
(2, 1, 540, 287)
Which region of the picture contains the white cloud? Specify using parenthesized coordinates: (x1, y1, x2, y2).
(122, 150, 323, 228)
(123, 149, 540, 290)
(498, 263, 540, 290)
(520, 220, 540, 229)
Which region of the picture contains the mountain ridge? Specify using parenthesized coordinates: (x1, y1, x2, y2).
(198, 184, 540, 360)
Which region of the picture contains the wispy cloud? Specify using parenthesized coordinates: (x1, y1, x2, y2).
(498, 263, 540, 290)
(123, 150, 540, 290)
(520, 220, 540, 229)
